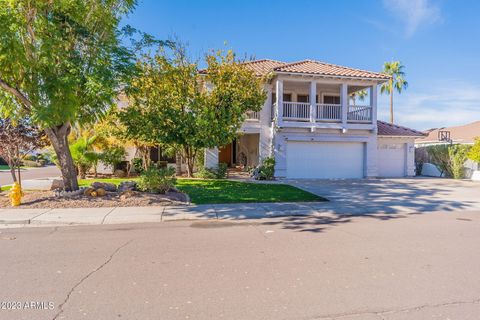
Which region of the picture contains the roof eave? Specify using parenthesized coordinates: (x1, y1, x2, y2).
(273, 71, 390, 82)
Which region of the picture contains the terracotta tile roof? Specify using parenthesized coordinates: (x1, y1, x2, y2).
(415, 121, 480, 144)
(273, 59, 390, 80)
(377, 120, 426, 137)
(242, 59, 286, 76)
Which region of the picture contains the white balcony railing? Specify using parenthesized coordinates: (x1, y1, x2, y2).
(275, 102, 373, 124)
(245, 111, 260, 120)
(283, 102, 310, 121)
(316, 103, 342, 121)
(347, 105, 372, 122)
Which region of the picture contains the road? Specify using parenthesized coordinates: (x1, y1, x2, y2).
(0, 166, 61, 186)
(1, 210, 480, 320)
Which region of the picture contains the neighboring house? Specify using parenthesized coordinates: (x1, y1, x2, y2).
(205, 59, 425, 179)
(415, 121, 480, 179)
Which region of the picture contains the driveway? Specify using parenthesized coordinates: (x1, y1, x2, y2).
(286, 177, 480, 214)
(0, 165, 61, 186)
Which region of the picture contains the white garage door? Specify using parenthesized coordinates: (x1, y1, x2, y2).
(286, 141, 365, 179)
(378, 143, 406, 177)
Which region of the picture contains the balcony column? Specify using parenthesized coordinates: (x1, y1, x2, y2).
(370, 84, 378, 124)
(276, 79, 283, 125)
(309, 81, 316, 124)
(341, 83, 348, 128)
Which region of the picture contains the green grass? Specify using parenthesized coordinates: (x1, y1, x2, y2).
(0, 165, 11, 170)
(175, 179, 326, 204)
(1, 185, 11, 191)
(3, 177, 325, 204)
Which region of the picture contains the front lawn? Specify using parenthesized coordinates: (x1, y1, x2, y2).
(175, 179, 326, 204)
(0, 165, 10, 170)
(2, 177, 326, 204)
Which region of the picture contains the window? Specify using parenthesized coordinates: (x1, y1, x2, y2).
(297, 95, 309, 103)
(323, 95, 340, 104)
(272, 93, 293, 102)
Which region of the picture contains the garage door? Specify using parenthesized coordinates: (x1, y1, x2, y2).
(378, 143, 406, 177)
(286, 141, 365, 179)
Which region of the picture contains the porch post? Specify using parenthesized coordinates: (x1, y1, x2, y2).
(341, 83, 348, 128)
(309, 81, 316, 124)
(370, 84, 378, 124)
(276, 79, 283, 125)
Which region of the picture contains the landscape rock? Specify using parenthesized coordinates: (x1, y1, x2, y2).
(91, 182, 117, 192)
(118, 181, 137, 192)
(83, 187, 95, 196)
(96, 188, 106, 197)
(50, 179, 64, 191)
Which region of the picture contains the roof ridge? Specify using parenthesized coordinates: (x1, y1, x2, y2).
(243, 59, 286, 65)
(309, 59, 388, 77)
(272, 59, 310, 70)
(377, 120, 425, 135)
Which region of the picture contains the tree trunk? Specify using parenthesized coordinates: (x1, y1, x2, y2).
(175, 152, 182, 176)
(390, 80, 394, 124)
(78, 165, 86, 180)
(8, 159, 17, 183)
(183, 146, 196, 177)
(44, 123, 79, 191)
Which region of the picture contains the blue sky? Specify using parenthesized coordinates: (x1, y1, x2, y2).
(123, 0, 480, 130)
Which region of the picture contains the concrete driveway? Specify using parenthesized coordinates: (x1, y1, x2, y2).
(0, 165, 61, 186)
(286, 177, 480, 214)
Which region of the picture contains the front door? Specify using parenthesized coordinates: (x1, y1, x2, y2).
(219, 143, 232, 166)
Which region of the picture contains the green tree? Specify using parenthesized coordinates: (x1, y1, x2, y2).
(380, 61, 408, 124)
(0, 0, 138, 190)
(70, 136, 99, 179)
(119, 46, 266, 176)
(468, 138, 480, 164)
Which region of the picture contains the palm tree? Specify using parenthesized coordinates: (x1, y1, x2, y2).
(350, 89, 368, 106)
(380, 61, 408, 124)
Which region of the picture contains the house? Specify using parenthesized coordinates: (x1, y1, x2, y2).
(415, 121, 480, 179)
(205, 59, 425, 179)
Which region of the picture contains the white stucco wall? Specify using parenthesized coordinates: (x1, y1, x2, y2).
(377, 137, 416, 176)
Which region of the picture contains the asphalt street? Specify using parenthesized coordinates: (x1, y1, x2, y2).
(1, 210, 480, 320)
(0, 166, 61, 186)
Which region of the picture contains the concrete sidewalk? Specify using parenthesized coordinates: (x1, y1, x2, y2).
(0, 200, 426, 228)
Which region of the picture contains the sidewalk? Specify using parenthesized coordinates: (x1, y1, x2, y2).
(0, 201, 420, 228)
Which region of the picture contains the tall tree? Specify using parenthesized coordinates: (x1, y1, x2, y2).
(119, 46, 266, 176)
(380, 61, 408, 124)
(0, 118, 46, 184)
(0, 0, 138, 190)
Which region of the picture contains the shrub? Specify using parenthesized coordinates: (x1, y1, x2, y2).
(22, 159, 43, 167)
(426, 144, 471, 179)
(256, 157, 275, 180)
(23, 154, 37, 161)
(101, 146, 126, 171)
(468, 138, 480, 164)
(194, 163, 228, 179)
(132, 158, 144, 174)
(137, 166, 176, 193)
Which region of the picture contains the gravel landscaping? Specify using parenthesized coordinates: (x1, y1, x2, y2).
(0, 190, 188, 209)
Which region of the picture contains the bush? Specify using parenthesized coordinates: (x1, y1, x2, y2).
(23, 154, 37, 161)
(255, 157, 275, 180)
(194, 163, 228, 179)
(101, 146, 126, 171)
(137, 166, 176, 193)
(132, 158, 144, 174)
(426, 144, 471, 179)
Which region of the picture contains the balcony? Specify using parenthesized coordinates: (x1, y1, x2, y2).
(245, 110, 260, 121)
(276, 102, 372, 124)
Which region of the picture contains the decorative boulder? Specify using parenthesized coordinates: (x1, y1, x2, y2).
(96, 188, 106, 197)
(91, 182, 117, 192)
(50, 179, 64, 191)
(113, 169, 126, 178)
(118, 181, 137, 192)
(83, 187, 95, 196)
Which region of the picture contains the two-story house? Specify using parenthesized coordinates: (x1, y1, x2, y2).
(205, 59, 425, 179)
